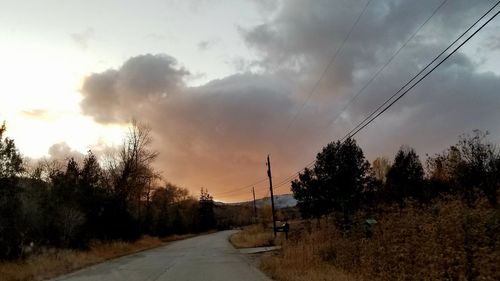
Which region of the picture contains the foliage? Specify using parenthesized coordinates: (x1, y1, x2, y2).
(427, 130, 500, 207)
(291, 168, 325, 220)
(0, 121, 221, 260)
(198, 188, 216, 232)
(0, 122, 25, 259)
(292, 138, 371, 227)
(229, 224, 275, 248)
(279, 129, 500, 280)
(371, 157, 390, 183)
(262, 197, 500, 281)
(385, 145, 425, 206)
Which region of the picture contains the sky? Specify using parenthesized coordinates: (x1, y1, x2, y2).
(1, 0, 500, 202)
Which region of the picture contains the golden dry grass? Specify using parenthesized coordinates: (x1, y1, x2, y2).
(259, 222, 362, 281)
(0, 235, 194, 281)
(229, 224, 276, 248)
(260, 197, 500, 281)
(261, 249, 360, 281)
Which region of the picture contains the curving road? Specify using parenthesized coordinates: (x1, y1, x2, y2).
(52, 230, 271, 281)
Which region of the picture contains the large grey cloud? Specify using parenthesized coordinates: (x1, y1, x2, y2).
(81, 54, 188, 123)
(241, 0, 500, 155)
(241, 0, 492, 96)
(80, 54, 325, 199)
(79, 0, 500, 200)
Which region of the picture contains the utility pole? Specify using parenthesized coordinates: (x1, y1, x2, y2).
(266, 155, 277, 237)
(252, 186, 257, 224)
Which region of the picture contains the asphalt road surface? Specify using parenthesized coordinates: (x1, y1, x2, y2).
(52, 230, 272, 281)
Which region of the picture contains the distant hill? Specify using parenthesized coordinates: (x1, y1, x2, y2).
(219, 194, 297, 209)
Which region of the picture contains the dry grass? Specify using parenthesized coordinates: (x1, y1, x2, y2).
(0, 235, 194, 281)
(229, 224, 276, 248)
(261, 251, 360, 281)
(259, 224, 362, 281)
(260, 197, 500, 281)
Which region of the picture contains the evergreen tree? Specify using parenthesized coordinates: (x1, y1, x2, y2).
(386, 145, 424, 206)
(291, 167, 326, 220)
(198, 188, 216, 231)
(292, 138, 371, 228)
(0, 122, 24, 258)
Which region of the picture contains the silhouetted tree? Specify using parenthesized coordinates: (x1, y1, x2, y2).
(198, 188, 216, 231)
(454, 131, 500, 206)
(291, 168, 326, 221)
(77, 151, 107, 241)
(292, 138, 371, 228)
(0, 120, 223, 260)
(426, 130, 500, 207)
(151, 183, 187, 236)
(154, 198, 171, 237)
(0, 122, 24, 259)
(386, 145, 424, 206)
(103, 121, 160, 239)
(426, 145, 462, 199)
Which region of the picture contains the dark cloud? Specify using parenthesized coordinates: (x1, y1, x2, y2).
(240, 0, 500, 149)
(79, 0, 500, 200)
(240, 0, 492, 97)
(80, 54, 189, 123)
(80, 55, 323, 198)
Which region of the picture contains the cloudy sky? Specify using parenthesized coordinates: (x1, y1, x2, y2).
(1, 0, 500, 202)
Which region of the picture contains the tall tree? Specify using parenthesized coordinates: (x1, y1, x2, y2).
(292, 138, 371, 227)
(78, 151, 107, 240)
(454, 130, 500, 206)
(0, 122, 24, 258)
(291, 167, 326, 220)
(198, 188, 216, 231)
(105, 120, 159, 238)
(386, 145, 424, 206)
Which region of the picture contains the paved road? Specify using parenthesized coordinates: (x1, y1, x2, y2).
(52, 230, 271, 281)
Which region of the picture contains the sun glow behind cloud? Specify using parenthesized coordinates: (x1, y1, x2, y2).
(0, 37, 126, 158)
(0, 0, 262, 163)
(2, 0, 500, 202)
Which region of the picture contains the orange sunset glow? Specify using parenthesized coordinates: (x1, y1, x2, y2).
(1, 0, 500, 203)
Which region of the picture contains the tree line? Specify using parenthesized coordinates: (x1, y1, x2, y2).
(0, 121, 224, 260)
(292, 130, 500, 228)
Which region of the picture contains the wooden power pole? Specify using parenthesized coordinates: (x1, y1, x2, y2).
(266, 155, 277, 237)
(252, 186, 257, 223)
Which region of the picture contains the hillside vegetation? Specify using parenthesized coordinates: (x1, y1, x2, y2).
(0, 120, 254, 277)
(262, 130, 500, 281)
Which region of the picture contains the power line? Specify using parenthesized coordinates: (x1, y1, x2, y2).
(269, 0, 448, 193)
(273, 173, 299, 190)
(250, 0, 373, 198)
(273, 160, 316, 189)
(251, 1, 500, 193)
(279, 0, 373, 141)
(323, 0, 449, 134)
(342, 1, 500, 141)
(215, 1, 373, 200)
(215, 1, 499, 200)
(215, 178, 268, 196)
(269, 0, 450, 192)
